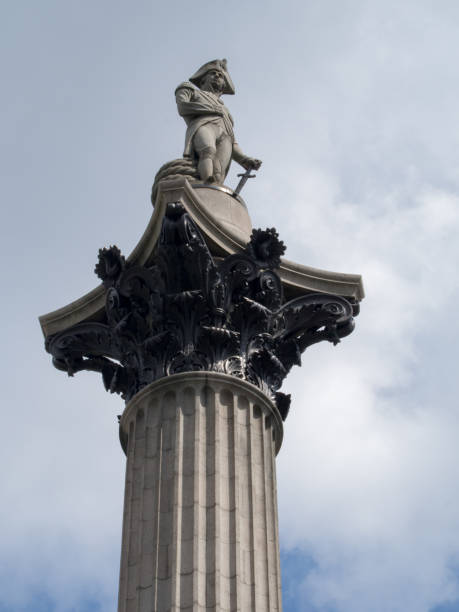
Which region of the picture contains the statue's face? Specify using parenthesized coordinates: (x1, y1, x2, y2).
(200, 69, 225, 94)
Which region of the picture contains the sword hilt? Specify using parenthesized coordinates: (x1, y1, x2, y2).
(234, 165, 258, 196)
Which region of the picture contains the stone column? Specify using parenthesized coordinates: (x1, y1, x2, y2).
(117, 371, 283, 612)
(41, 200, 358, 611)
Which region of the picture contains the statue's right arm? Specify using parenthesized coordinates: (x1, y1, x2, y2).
(175, 85, 223, 117)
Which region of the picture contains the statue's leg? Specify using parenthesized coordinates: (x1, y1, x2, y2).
(215, 134, 233, 183)
(193, 126, 218, 182)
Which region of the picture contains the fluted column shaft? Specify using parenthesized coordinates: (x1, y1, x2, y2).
(118, 372, 283, 612)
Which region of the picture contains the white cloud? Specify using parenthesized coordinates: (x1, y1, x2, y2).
(3, 1, 459, 610)
(277, 177, 459, 610)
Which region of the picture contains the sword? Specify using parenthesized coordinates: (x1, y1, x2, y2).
(234, 167, 256, 195)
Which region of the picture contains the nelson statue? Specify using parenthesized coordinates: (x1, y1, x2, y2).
(175, 59, 262, 185)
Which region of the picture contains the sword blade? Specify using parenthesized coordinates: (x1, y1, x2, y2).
(234, 169, 255, 195)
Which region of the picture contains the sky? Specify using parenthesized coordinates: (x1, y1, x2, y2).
(2, 1, 459, 610)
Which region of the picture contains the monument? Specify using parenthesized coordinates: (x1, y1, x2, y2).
(40, 59, 364, 611)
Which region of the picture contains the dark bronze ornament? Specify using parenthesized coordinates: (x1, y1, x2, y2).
(45, 204, 355, 420)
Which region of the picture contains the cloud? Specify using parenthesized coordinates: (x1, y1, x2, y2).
(3, 1, 459, 611)
(0, 370, 122, 611)
(276, 171, 459, 611)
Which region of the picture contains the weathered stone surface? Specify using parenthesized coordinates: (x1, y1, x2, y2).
(190, 184, 252, 245)
(118, 372, 283, 612)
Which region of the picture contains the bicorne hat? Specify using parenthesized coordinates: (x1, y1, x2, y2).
(189, 59, 235, 95)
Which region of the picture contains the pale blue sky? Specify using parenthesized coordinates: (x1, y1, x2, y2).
(2, 1, 459, 610)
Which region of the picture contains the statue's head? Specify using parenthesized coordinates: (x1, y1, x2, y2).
(189, 59, 235, 95)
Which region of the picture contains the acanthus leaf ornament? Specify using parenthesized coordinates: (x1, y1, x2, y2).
(45, 203, 356, 419)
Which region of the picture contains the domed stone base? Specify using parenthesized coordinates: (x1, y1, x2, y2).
(190, 183, 253, 245)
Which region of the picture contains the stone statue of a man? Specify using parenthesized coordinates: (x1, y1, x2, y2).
(175, 59, 262, 185)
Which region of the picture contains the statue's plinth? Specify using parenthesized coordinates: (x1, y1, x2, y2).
(189, 184, 252, 245)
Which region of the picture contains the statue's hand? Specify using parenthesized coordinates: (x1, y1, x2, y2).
(242, 157, 262, 171)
